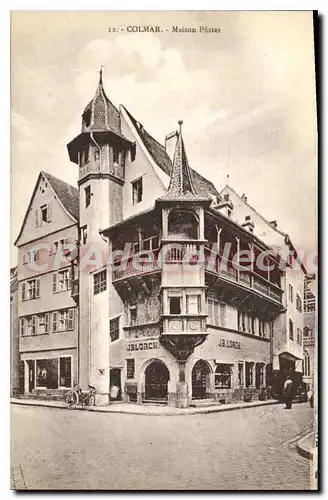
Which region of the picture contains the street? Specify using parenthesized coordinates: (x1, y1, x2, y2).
(11, 402, 314, 490)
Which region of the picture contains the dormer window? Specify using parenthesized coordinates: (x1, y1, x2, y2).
(83, 109, 91, 128)
(224, 194, 230, 202)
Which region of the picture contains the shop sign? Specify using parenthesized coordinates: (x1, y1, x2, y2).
(127, 340, 159, 352)
(218, 338, 241, 349)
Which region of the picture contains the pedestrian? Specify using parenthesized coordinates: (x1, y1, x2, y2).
(283, 376, 293, 409)
(110, 384, 119, 401)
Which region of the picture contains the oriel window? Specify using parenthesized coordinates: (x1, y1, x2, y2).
(169, 296, 181, 315)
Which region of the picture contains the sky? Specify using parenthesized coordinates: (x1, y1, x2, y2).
(10, 11, 317, 267)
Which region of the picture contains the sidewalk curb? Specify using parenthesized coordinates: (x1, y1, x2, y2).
(297, 432, 315, 460)
(10, 398, 280, 416)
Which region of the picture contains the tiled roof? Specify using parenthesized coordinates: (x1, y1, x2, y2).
(82, 70, 121, 135)
(160, 122, 210, 202)
(123, 106, 221, 200)
(42, 172, 79, 221)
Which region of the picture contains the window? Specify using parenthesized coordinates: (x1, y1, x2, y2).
(289, 319, 294, 340)
(255, 363, 265, 388)
(40, 205, 49, 223)
(303, 327, 312, 338)
(85, 185, 91, 208)
(53, 270, 70, 293)
(228, 209, 232, 217)
(238, 362, 244, 386)
(215, 364, 231, 389)
(36, 359, 58, 389)
(126, 359, 135, 379)
(288, 284, 294, 303)
(94, 270, 107, 295)
(208, 299, 226, 327)
(132, 177, 143, 205)
(296, 294, 302, 312)
(251, 316, 255, 334)
(59, 357, 72, 388)
(186, 295, 201, 315)
(52, 238, 69, 255)
(297, 327, 302, 345)
(20, 318, 25, 336)
(169, 296, 181, 315)
(38, 314, 50, 335)
(110, 317, 120, 342)
(113, 148, 120, 165)
(259, 320, 264, 337)
(23, 250, 40, 264)
(303, 352, 311, 377)
(81, 226, 88, 245)
(21, 279, 41, 301)
(238, 311, 247, 332)
(52, 309, 75, 332)
(245, 362, 254, 388)
(129, 307, 137, 326)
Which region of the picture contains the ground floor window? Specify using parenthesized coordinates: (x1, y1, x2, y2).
(59, 357, 72, 388)
(36, 359, 59, 389)
(126, 359, 135, 379)
(255, 363, 265, 388)
(35, 357, 72, 389)
(214, 364, 231, 389)
(245, 362, 254, 388)
(238, 362, 244, 386)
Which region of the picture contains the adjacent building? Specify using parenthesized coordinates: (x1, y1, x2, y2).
(12, 70, 311, 407)
(220, 185, 306, 394)
(14, 173, 79, 397)
(303, 273, 316, 391)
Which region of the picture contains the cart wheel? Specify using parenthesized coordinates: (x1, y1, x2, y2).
(66, 391, 78, 410)
(86, 394, 95, 410)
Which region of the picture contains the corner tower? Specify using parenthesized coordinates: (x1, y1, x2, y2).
(67, 69, 132, 403)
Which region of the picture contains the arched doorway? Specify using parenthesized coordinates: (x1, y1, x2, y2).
(192, 360, 211, 399)
(144, 360, 170, 402)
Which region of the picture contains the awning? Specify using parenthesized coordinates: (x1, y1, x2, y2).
(279, 351, 303, 362)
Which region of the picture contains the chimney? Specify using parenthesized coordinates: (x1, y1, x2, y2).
(165, 130, 178, 162)
(241, 193, 248, 203)
(270, 220, 278, 229)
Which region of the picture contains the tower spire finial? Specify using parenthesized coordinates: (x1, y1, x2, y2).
(226, 174, 230, 186)
(178, 119, 183, 133)
(99, 65, 104, 85)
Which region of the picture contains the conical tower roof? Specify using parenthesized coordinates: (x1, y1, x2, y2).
(160, 121, 211, 202)
(81, 67, 121, 135)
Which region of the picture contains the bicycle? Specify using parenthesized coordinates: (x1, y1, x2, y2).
(66, 385, 96, 410)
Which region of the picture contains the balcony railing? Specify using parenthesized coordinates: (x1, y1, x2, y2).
(112, 249, 161, 281)
(204, 249, 283, 304)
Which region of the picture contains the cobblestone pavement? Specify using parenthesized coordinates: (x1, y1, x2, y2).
(11, 402, 314, 491)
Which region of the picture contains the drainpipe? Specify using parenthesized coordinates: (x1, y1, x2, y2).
(90, 132, 101, 167)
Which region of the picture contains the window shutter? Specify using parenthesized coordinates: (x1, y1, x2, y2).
(21, 282, 26, 301)
(20, 318, 25, 336)
(47, 203, 52, 222)
(35, 208, 40, 227)
(23, 253, 27, 265)
(52, 312, 58, 332)
(52, 273, 57, 293)
(35, 250, 40, 261)
(45, 313, 50, 333)
(67, 309, 74, 331)
(220, 304, 226, 327)
(36, 279, 41, 298)
(32, 315, 37, 334)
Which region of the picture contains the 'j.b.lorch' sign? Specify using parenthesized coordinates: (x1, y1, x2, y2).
(127, 340, 159, 352)
(218, 338, 241, 349)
